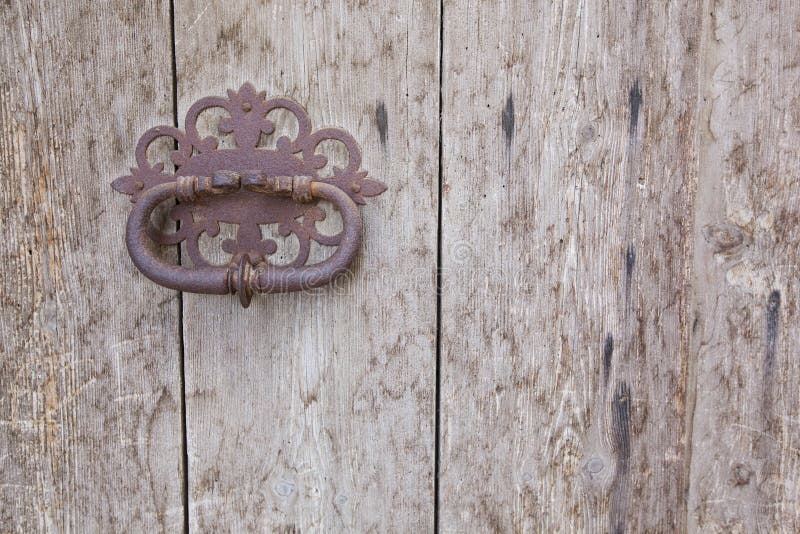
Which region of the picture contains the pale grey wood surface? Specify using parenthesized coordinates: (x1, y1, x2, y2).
(0, 0, 184, 531)
(3, 1, 800, 532)
(689, 0, 800, 531)
(440, 0, 698, 528)
(439, 0, 799, 533)
(172, 1, 439, 531)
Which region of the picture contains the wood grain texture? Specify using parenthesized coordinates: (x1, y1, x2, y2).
(0, 0, 184, 532)
(3, 1, 799, 531)
(172, 1, 439, 531)
(688, 1, 800, 531)
(439, 0, 701, 531)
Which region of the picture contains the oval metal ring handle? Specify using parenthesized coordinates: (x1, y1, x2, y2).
(125, 172, 363, 307)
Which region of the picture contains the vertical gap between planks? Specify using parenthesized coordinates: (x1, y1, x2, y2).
(168, 0, 190, 532)
(434, 0, 445, 532)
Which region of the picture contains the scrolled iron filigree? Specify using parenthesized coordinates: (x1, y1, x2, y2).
(112, 82, 386, 307)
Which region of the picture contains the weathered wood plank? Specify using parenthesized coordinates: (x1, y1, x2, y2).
(439, 0, 701, 531)
(0, 0, 184, 531)
(172, 1, 439, 530)
(688, 1, 800, 530)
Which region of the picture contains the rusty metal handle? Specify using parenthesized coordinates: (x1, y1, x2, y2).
(113, 86, 387, 307)
(125, 171, 362, 307)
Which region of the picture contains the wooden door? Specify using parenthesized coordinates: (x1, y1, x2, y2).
(2, 1, 798, 532)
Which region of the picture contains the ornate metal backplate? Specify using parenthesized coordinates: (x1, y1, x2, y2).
(113, 83, 386, 307)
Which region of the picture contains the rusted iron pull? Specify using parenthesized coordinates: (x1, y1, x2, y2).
(113, 83, 386, 307)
